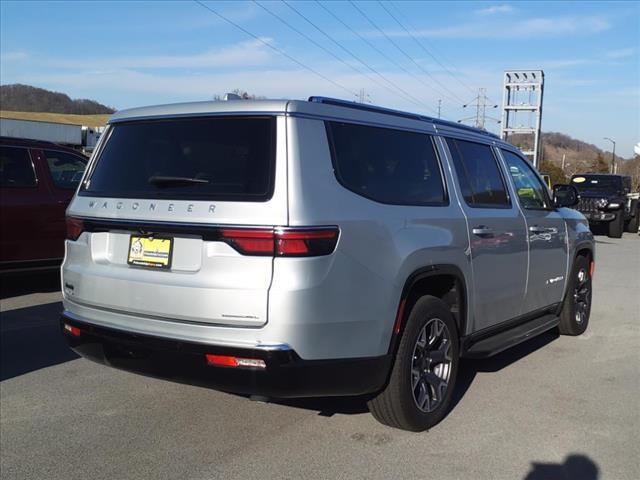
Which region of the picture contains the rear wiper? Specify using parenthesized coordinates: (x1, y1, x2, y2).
(148, 175, 209, 187)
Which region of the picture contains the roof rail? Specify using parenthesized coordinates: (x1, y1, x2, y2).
(308, 96, 500, 139)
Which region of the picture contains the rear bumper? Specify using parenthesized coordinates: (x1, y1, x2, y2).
(60, 313, 391, 398)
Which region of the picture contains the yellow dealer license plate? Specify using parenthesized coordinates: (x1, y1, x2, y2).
(127, 236, 173, 269)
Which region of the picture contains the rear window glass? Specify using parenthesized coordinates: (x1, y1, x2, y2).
(326, 121, 447, 206)
(81, 117, 276, 201)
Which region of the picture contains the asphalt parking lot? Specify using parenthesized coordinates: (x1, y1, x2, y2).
(1, 234, 638, 480)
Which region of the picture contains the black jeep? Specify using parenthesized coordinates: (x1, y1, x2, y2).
(571, 174, 639, 238)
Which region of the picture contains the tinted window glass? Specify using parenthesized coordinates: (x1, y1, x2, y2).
(327, 122, 446, 205)
(0, 146, 37, 187)
(571, 175, 623, 193)
(446, 138, 509, 207)
(44, 150, 87, 189)
(501, 150, 550, 209)
(83, 117, 276, 201)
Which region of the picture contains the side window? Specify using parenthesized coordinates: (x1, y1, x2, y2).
(445, 138, 510, 207)
(44, 150, 87, 189)
(501, 150, 551, 209)
(327, 122, 446, 206)
(0, 146, 37, 187)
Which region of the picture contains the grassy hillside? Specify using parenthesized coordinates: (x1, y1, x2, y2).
(0, 84, 114, 114)
(0, 110, 110, 127)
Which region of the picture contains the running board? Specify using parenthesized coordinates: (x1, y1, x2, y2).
(461, 314, 559, 359)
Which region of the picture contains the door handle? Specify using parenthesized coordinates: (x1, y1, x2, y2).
(529, 225, 550, 234)
(472, 226, 494, 236)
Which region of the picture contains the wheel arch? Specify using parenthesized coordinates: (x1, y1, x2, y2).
(388, 264, 468, 356)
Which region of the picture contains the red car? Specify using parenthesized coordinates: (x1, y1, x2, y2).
(0, 137, 88, 272)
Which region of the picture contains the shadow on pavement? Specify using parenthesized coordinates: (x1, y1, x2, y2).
(523, 454, 599, 479)
(0, 270, 61, 300)
(268, 329, 559, 419)
(0, 301, 78, 381)
(450, 329, 559, 413)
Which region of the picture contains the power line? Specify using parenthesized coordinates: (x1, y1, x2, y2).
(282, 0, 437, 111)
(349, 0, 465, 106)
(193, 0, 358, 98)
(255, 1, 412, 107)
(378, 1, 476, 96)
(315, 0, 440, 116)
(387, 1, 475, 93)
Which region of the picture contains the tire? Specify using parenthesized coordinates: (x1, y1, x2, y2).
(368, 295, 459, 432)
(559, 255, 592, 336)
(625, 202, 639, 233)
(608, 211, 624, 238)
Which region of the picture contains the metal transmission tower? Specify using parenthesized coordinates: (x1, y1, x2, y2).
(356, 88, 371, 104)
(501, 70, 545, 167)
(458, 88, 500, 130)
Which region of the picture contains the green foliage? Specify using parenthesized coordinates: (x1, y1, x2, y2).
(539, 161, 567, 186)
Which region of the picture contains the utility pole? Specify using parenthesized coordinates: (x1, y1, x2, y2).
(437, 99, 442, 119)
(562, 153, 566, 171)
(458, 88, 499, 130)
(501, 70, 545, 168)
(603, 137, 616, 174)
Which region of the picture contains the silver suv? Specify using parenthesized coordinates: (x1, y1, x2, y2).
(61, 97, 594, 431)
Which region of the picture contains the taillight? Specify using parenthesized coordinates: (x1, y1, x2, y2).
(205, 354, 266, 369)
(63, 323, 81, 337)
(221, 227, 339, 257)
(276, 228, 339, 256)
(221, 228, 274, 255)
(66, 217, 84, 240)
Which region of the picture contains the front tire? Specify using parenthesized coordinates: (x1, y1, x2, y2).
(608, 211, 624, 238)
(368, 296, 459, 431)
(625, 202, 639, 233)
(559, 255, 592, 336)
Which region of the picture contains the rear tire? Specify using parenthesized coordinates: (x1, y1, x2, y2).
(559, 255, 592, 336)
(608, 211, 624, 238)
(368, 296, 459, 432)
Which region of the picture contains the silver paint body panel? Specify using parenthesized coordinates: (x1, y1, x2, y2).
(62, 99, 594, 360)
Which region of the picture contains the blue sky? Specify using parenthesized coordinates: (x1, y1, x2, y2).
(1, 0, 638, 156)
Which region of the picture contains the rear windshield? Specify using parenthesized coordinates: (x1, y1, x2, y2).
(81, 116, 276, 201)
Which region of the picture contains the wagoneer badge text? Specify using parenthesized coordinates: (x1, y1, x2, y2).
(87, 200, 216, 214)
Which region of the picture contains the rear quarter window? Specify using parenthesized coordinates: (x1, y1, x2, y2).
(82, 116, 276, 202)
(326, 121, 447, 206)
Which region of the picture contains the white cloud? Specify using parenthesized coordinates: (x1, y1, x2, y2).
(1, 51, 29, 62)
(477, 5, 514, 15)
(374, 15, 611, 39)
(54, 39, 274, 70)
(606, 48, 636, 59)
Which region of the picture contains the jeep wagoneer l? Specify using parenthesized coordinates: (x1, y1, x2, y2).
(61, 97, 594, 431)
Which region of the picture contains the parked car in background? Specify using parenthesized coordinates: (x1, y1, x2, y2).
(571, 173, 640, 237)
(0, 136, 87, 272)
(60, 97, 594, 431)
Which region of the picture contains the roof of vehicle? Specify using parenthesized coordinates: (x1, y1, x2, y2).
(0, 136, 86, 155)
(108, 96, 506, 145)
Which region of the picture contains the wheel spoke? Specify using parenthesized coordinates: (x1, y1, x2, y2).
(411, 367, 421, 390)
(417, 380, 430, 411)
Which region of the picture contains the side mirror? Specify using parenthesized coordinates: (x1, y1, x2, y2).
(552, 184, 579, 208)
